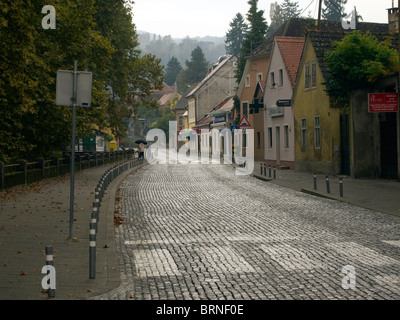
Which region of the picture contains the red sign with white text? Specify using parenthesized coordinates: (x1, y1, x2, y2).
(368, 93, 399, 113)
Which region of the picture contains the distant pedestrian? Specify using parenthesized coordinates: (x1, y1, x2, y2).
(139, 143, 145, 159)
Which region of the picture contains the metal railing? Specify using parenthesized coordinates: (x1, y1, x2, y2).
(0, 149, 136, 191)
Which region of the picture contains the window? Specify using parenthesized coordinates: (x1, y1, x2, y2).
(284, 125, 289, 148)
(257, 73, 263, 82)
(179, 116, 183, 126)
(311, 63, 317, 87)
(242, 102, 248, 118)
(279, 69, 283, 87)
(314, 116, 321, 149)
(305, 61, 317, 89)
(245, 75, 250, 87)
(305, 65, 310, 89)
(301, 118, 307, 149)
(271, 72, 275, 87)
(189, 100, 196, 124)
(268, 127, 273, 148)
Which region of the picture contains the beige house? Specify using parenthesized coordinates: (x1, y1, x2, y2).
(187, 55, 238, 130)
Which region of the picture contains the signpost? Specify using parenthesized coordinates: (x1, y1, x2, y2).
(56, 61, 92, 239)
(368, 93, 399, 113)
(239, 115, 251, 128)
(276, 99, 292, 107)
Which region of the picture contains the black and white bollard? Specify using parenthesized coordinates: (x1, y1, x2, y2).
(273, 167, 276, 180)
(89, 223, 97, 279)
(91, 208, 98, 233)
(326, 175, 330, 194)
(45, 246, 56, 298)
(313, 174, 317, 190)
(339, 177, 344, 198)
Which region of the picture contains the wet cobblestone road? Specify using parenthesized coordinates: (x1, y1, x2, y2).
(93, 163, 400, 300)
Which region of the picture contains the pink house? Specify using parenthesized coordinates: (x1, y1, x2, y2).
(264, 37, 305, 170)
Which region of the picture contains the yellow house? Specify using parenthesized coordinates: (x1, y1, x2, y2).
(293, 20, 390, 176)
(293, 31, 343, 175)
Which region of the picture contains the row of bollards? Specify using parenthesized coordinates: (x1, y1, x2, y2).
(260, 163, 276, 180)
(89, 158, 144, 279)
(314, 174, 344, 198)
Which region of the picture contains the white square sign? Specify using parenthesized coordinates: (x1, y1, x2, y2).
(56, 70, 92, 107)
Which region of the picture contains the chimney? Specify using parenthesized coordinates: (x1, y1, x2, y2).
(387, 7, 399, 33)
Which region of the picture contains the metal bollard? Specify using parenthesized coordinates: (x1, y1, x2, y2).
(269, 165, 272, 178)
(45, 246, 56, 298)
(93, 199, 100, 222)
(326, 175, 330, 194)
(263, 164, 266, 176)
(89, 223, 97, 279)
(260, 163, 263, 175)
(273, 167, 276, 179)
(339, 177, 343, 197)
(91, 208, 98, 233)
(95, 187, 100, 202)
(313, 174, 317, 190)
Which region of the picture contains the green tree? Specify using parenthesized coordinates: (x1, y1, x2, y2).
(185, 46, 208, 84)
(150, 97, 179, 140)
(176, 46, 208, 91)
(0, 0, 114, 162)
(324, 31, 399, 107)
(322, 0, 347, 21)
(0, 0, 164, 162)
(281, 0, 301, 21)
(225, 13, 248, 56)
(268, 0, 300, 37)
(268, 2, 285, 37)
(95, 0, 164, 139)
(164, 57, 182, 86)
(236, 0, 269, 83)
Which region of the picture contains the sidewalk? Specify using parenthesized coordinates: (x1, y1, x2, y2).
(251, 160, 400, 218)
(0, 162, 145, 300)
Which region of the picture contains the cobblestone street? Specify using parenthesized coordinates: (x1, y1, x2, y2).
(93, 163, 400, 300)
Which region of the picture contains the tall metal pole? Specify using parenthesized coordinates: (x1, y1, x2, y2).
(69, 61, 78, 239)
(317, 0, 323, 29)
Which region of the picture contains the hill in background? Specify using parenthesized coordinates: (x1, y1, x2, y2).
(138, 31, 227, 68)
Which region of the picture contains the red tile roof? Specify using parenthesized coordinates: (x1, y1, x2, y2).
(275, 37, 306, 88)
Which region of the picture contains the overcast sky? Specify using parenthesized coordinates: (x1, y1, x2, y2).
(132, 0, 394, 38)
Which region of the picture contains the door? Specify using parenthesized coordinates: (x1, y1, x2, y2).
(380, 114, 398, 179)
(340, 114, 351, 175)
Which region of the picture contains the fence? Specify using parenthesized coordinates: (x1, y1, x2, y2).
(0, 149, 136, 191)
(89, 157, 144, 279)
